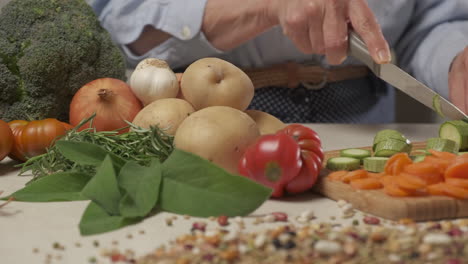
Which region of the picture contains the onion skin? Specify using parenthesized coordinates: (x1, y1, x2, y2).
(69, 78, 143, 133)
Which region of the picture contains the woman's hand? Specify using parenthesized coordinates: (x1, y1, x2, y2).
(267, 0, 391, 65)
(449, 47, 468, 113)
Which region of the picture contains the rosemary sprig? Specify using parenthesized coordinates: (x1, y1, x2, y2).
(20, 115, 174, 182)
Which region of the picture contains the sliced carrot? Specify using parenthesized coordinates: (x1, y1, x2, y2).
(444, 162, 468, 179)
(383, 182, 414, 197)
(403, 162, 443, 185)
(328, 170, 348, 181)
(380, 175, 395, 186)
(395, 173, 427, 190)
(443, 184, 468, 199)
(427, 149, 457, 161)
(342, 169, 368, 183)
(456, 153, 468, 162)
(426, 183, 447, 196)
(368, 172, 385, 178)
(350, 177, 383, 190)
(421, 156, 452, 174)
(427, 182, 468, 199)
(384, 153, 412, 175)
(446, 178, 468, 189)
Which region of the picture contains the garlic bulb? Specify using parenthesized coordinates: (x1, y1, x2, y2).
(129, 58, 179, 106)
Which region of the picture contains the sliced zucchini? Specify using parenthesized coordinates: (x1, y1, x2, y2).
(363, 157, 389, 173)
(426, 137, 459, 154)
(340, 148, 371, 160)
(374, 138, 412, 157)
(326, 157, 361, 171)
(439, 120, 468, 150)
(372, 129, 408, 151)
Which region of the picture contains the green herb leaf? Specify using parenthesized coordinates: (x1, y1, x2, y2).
(81, 155, 121, 215)
(55, 140, 126, 170)
(79, 201, 141, 236)
(160, 149, 272, 217)
(118, 159, 162, 217)
(3, 172, 91, 202)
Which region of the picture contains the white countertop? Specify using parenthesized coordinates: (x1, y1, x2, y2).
(0, 123, 441, 264)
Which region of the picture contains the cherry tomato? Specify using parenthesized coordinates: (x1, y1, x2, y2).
(238, 132, 302, 198)
(0, 120, 14, 161)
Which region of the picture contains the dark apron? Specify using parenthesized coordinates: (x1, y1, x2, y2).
(247, 73, 389, 123)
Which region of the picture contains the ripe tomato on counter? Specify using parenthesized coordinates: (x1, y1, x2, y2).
(0, 120, 14, 161)
(238, 124, 324, 197)
(280, 124, 324, 194)
(8, 118, 73, 161)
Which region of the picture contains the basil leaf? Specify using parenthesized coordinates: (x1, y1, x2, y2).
(3, 172, 91, 202)
(160, 149, 271, 217)
(81, 155, 121, 215)
(118, 159, 162, 217)
(79, 201, 141, 236)
(55, 140, 126, 170)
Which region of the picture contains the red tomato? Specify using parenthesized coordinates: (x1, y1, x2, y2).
(238, 133, 303, 198)
(0, 120, 14, 161)
(16, 119, 69, 159)
(280, 124, 324, 194)
(8, 120, 29, 161)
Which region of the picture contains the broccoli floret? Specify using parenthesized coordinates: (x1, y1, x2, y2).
(0, 0, 127, 122)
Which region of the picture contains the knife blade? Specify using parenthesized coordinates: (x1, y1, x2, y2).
(348, 30, 468, 121)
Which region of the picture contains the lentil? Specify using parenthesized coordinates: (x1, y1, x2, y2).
(131, 218, 468, 264)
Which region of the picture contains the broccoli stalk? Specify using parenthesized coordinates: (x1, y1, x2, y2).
(0, 0, 127, 122)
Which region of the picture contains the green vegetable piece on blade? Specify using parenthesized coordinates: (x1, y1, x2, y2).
(81, 155, 121, 216)
(160, 149, 272, 217)
(433, 94, 445, 119)
(2, 172, 91, 202)
(118, 160, 162, 217)
(79, 202, 141, 236)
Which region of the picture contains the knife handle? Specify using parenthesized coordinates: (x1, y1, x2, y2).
(348, 30, 379, 74)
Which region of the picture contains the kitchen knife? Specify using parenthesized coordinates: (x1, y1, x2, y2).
(348, 30, 468, 121)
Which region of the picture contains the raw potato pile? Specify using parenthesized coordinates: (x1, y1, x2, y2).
(130, 57, 286, 173)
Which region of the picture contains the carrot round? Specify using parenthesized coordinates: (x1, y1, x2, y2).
(384, 153, 412, 175)
(427, 149, 457, 160)
(342, 169, 368, 183)
(421, 156, 452, 174)
(395, 173, 427, 190)
(404, 162, 443, 185)
(328, 170, 348, 181)
(444, 162, 468, 179)
(350, 177, 383, 190)
(383, 183, 414, 197)
(427, 183, 468, 199)
(446, 178, 468, 189)
(426, 183, 447, 196)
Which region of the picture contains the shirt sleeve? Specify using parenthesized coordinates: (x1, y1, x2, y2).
(395, 1, 468, 100)
(89, 0, 223, 69)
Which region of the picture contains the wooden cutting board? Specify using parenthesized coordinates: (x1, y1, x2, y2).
(313, 142, 468, 221)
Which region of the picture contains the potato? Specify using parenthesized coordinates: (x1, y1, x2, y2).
(132, 98, 195, 135)
(180, 58, 254, 111)
(245, 110, 286, 135)
(174, 106, 260, 174)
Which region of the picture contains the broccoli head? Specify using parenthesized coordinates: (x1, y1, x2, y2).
(0, 0, 127, 122)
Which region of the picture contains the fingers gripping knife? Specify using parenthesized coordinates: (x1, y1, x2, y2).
(348, 30, 468, 121)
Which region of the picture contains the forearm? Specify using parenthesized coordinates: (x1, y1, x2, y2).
(202, 0, 274, 51)
(128, 0, 274, 55)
